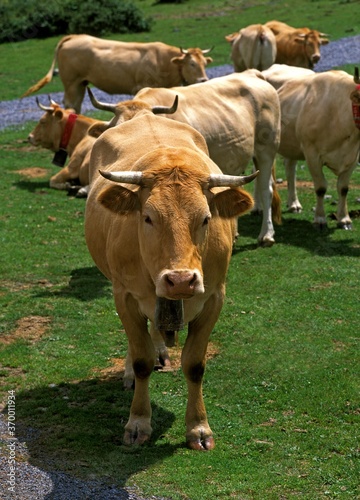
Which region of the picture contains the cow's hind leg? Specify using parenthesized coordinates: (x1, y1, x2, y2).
(335, 168, 356, 230)
(284, 158, 303, 212)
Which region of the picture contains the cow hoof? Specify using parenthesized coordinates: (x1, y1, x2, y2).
(313, 222, 328, 231)
(123, 429, 151, 446)
(187, 436, 215, 451)
(123, 376, 135, 390)
(288, 206, 302, 213)
(337, 222, 352, 230)
(258, 238, 275, 248)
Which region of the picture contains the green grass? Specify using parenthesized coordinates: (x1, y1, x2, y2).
(0, 121, 359, 499)
(1, 1, 360, 498)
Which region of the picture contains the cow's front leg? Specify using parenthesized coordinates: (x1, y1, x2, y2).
(181, 294, 223, 450)
(114, 292, 155, 445)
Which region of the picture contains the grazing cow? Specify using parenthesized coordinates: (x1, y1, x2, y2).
(263, 66, 360, 229)
(89, 71, 282, 246)
(85, 109, 257, 449)
(225, 24, 277, 72)
(265, 20, 329, 69)
(28, 99, 100, 193)
(22, 34, 213, 112)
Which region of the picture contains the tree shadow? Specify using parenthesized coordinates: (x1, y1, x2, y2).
(237, 212, 360, 257)
(4, 374, 178, 497)
(35, 266, 111, 302)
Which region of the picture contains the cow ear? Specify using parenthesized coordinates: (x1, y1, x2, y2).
(212, 187, 254, 218)
(171, 56, 185, 66)
(54, 109, 64, 120)
(88, 122, 110, 138)
(205, 57, 213, 64)
(98, 185, 140, 214)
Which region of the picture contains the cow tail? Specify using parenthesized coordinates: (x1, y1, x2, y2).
(271, 162, 282, 225)
(21, 36, 71, 98)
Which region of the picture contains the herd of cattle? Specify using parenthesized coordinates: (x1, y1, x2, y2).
(22, 21, 360, 449)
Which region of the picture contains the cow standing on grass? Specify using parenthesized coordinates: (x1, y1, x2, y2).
(22, 34, 213, 113)
(265, 20, 329, 69)
(225, 24, 277, 72)
(262, 65, 360, 229)
(85, 105, 257, 449)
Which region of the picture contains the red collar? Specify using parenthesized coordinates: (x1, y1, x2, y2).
(352, 84, 360, 130)
(59, 113, 78, 150)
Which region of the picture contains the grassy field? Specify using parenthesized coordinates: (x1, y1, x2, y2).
(0, 1, 360, 499)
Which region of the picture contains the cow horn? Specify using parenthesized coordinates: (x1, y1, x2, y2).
(152, 95, 178, 115)
(87, 87, 117, 113)
(208, 170, 259, 188)
(99, 170, 143, 185)
(354, 67, 360, 84)
(180, 47, 188, 54)
(48, 96, 60, 107)
(36, 97, 54, 112)
(202, 47, 214, 54)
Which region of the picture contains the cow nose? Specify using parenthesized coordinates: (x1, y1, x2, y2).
(198, 77, 208, 83)
(312, 54, 320, 63)
(162, 270, 203, 299)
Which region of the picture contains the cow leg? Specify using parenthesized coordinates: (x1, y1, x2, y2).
(50, 166, 71, 190)
(182, 293, 224, 451)
(306, 160, 328, 229)
(114, 291, 155, 445)
(335, 169, 354, 230)
(63, 84, 86, 114)
(253, 159, 275, 247)
(284, 158, 302, 212)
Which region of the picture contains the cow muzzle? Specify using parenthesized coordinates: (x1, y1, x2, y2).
(156, 269, 204, 300)
(311, 54, 320, 63)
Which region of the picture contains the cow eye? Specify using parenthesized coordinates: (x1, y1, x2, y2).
(203, 215, 211, 226)
(144, 215, 152, 225)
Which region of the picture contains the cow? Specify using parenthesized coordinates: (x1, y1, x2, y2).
(88, 70, 282, 246)
(265, 20, 329, 69)
(225, 24, 277, 72)
(262, 64, 315, 212)
(262, 66, 360, 229)
(21, 34, 213, 113)
(28, 98, 100, 193)
(85, 107, 257, 449)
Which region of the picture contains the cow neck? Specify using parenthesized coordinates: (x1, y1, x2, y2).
(352, 84, 360, 130)
(59, 113, 78, 151)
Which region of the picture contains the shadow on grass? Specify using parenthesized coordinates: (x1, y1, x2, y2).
(14, 179, 52, 193)
(6, 374, 178, 496)
(237, 212, 360, 257)
(35, 266, 111, 302)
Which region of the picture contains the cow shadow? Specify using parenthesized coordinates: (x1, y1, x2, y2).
(35, 266, 111, 302)
(236, 212, 360, 257)
(5, 374, 178, 497)
(14, 179, 51, 193)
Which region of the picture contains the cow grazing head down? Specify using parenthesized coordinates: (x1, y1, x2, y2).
(171, 47, 213, 84)
(98, 152, 256, 301)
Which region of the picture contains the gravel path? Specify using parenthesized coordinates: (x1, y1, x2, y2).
(0, 35, 359, 131)
(0, 34, 359, 500)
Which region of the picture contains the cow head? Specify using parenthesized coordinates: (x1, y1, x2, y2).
(171, 48, 213, 85)
(87, 87, 178, 137)
(28, 98, 76, 151)
(97, 149, 257, 300)
(295, 30, 329, 67)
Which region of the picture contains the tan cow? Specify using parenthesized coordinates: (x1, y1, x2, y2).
(265, 20, 329, 69)
(85, 109, 257, 449)
(263, 66, 360, 229)
(225, 24, 277, 72)
(28, 99, 100, 193)
(89, 71, 282, 246)
(22, 34, 213, 113)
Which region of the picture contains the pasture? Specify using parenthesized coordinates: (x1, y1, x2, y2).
(0, 0, 359, 498)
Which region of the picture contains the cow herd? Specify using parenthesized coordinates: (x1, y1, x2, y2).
(22, 20, 360, 449)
